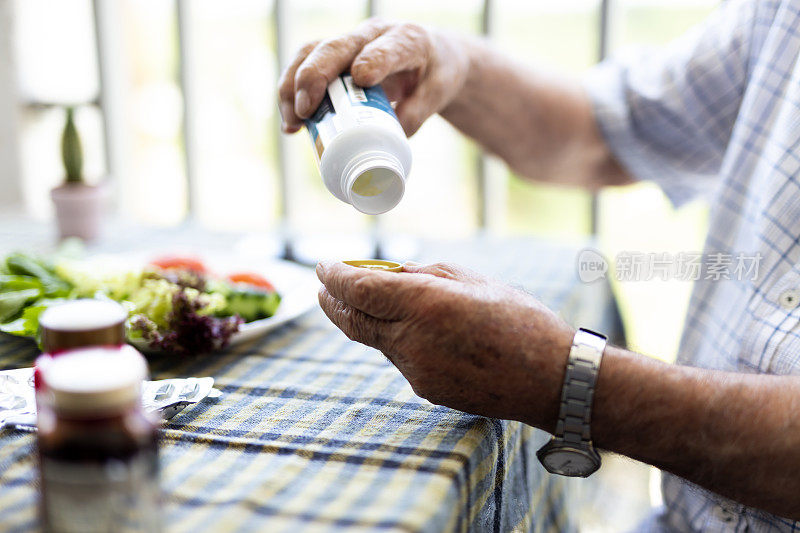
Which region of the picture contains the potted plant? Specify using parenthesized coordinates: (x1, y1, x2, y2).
(50, 107, 107, 241)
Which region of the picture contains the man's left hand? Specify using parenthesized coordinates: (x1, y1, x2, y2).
(316, 260, 575, 430)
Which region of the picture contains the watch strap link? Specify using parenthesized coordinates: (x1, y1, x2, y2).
(554, 328, 607, 445)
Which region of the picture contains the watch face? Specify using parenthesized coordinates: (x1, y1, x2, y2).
(541, 449, 598, 477)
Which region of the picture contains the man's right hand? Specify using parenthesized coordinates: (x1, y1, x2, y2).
(277, 18, 470, 137)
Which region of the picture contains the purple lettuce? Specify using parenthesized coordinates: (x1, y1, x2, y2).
(132, 288, 242, 355)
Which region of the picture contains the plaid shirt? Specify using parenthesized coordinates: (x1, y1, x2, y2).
(586, 0, 800, 531)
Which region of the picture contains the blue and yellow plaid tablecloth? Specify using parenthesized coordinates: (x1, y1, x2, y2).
(0, 227, 621, 532)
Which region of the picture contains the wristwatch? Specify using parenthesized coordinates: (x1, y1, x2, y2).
(536, 328, 607, 477)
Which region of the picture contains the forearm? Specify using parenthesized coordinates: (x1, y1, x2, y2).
(589, 346, 800, 519)
(439, 35, 631, 189)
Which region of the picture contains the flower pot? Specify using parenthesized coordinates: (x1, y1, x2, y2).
(51, 182, 108, 242)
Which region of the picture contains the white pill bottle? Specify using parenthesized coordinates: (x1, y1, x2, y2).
(304, 73, 412, 215)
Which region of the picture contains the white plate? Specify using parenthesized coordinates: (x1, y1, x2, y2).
(207, 257, 320, 345)
(76, 252, 320, 351)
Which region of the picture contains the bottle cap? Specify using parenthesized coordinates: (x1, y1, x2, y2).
(39, 299, 128, 354)
(40, 345, 147, 416)
(342, 260, 403, 272)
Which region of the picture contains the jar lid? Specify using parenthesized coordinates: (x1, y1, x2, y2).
(39, 299, 127, 353)
(342, 260, 403, 272)
(40, 345, 147, 415)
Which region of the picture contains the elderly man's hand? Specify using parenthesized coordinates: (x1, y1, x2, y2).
(278, 19, 469, 137)
(316, 261, 575, 430)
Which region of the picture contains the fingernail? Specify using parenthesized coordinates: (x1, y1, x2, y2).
(316, 262, 326, 282)
(295, 89, 311, 116)
(351, 63, 371, 85)
(402, 261, 420, 272)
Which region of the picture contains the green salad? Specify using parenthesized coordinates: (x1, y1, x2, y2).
(0, 252, 281, 355)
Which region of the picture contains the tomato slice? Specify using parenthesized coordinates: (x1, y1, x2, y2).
(226, 272, 275, 292)
(149, 256, 207, 274)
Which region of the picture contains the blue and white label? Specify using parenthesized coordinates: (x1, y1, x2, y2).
(341, 74, 397, 117)
(304, 74, 402, 160)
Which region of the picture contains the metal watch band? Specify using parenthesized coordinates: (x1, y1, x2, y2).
(553, 328, 607, 446)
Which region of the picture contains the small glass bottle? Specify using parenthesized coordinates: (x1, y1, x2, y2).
(38, 298, 128, 353)
(35, 299, 128, 391)
(37, 346, 160, 533)
(305, 73, 412, 215)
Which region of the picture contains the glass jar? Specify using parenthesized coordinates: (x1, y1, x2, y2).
(37, 346, 160, 533)
(35, 299, 128, 391)
(38, 298, 128, 353)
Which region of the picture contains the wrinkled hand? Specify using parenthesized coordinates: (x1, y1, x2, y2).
(278, 18, 469, 136)
(316, 261, 575, 430)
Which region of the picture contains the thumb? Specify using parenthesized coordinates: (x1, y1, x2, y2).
(402, 261, 474, 281)
(394, 74, 444, 136)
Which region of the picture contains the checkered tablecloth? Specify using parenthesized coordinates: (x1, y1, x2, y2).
(0, 224, 621, 532)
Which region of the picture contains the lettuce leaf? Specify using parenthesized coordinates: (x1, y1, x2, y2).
(130, 288, 241, 355)
(0, 289, 41, 323)
(5, 253, 71, 297)
(0, 300, 60, 338)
